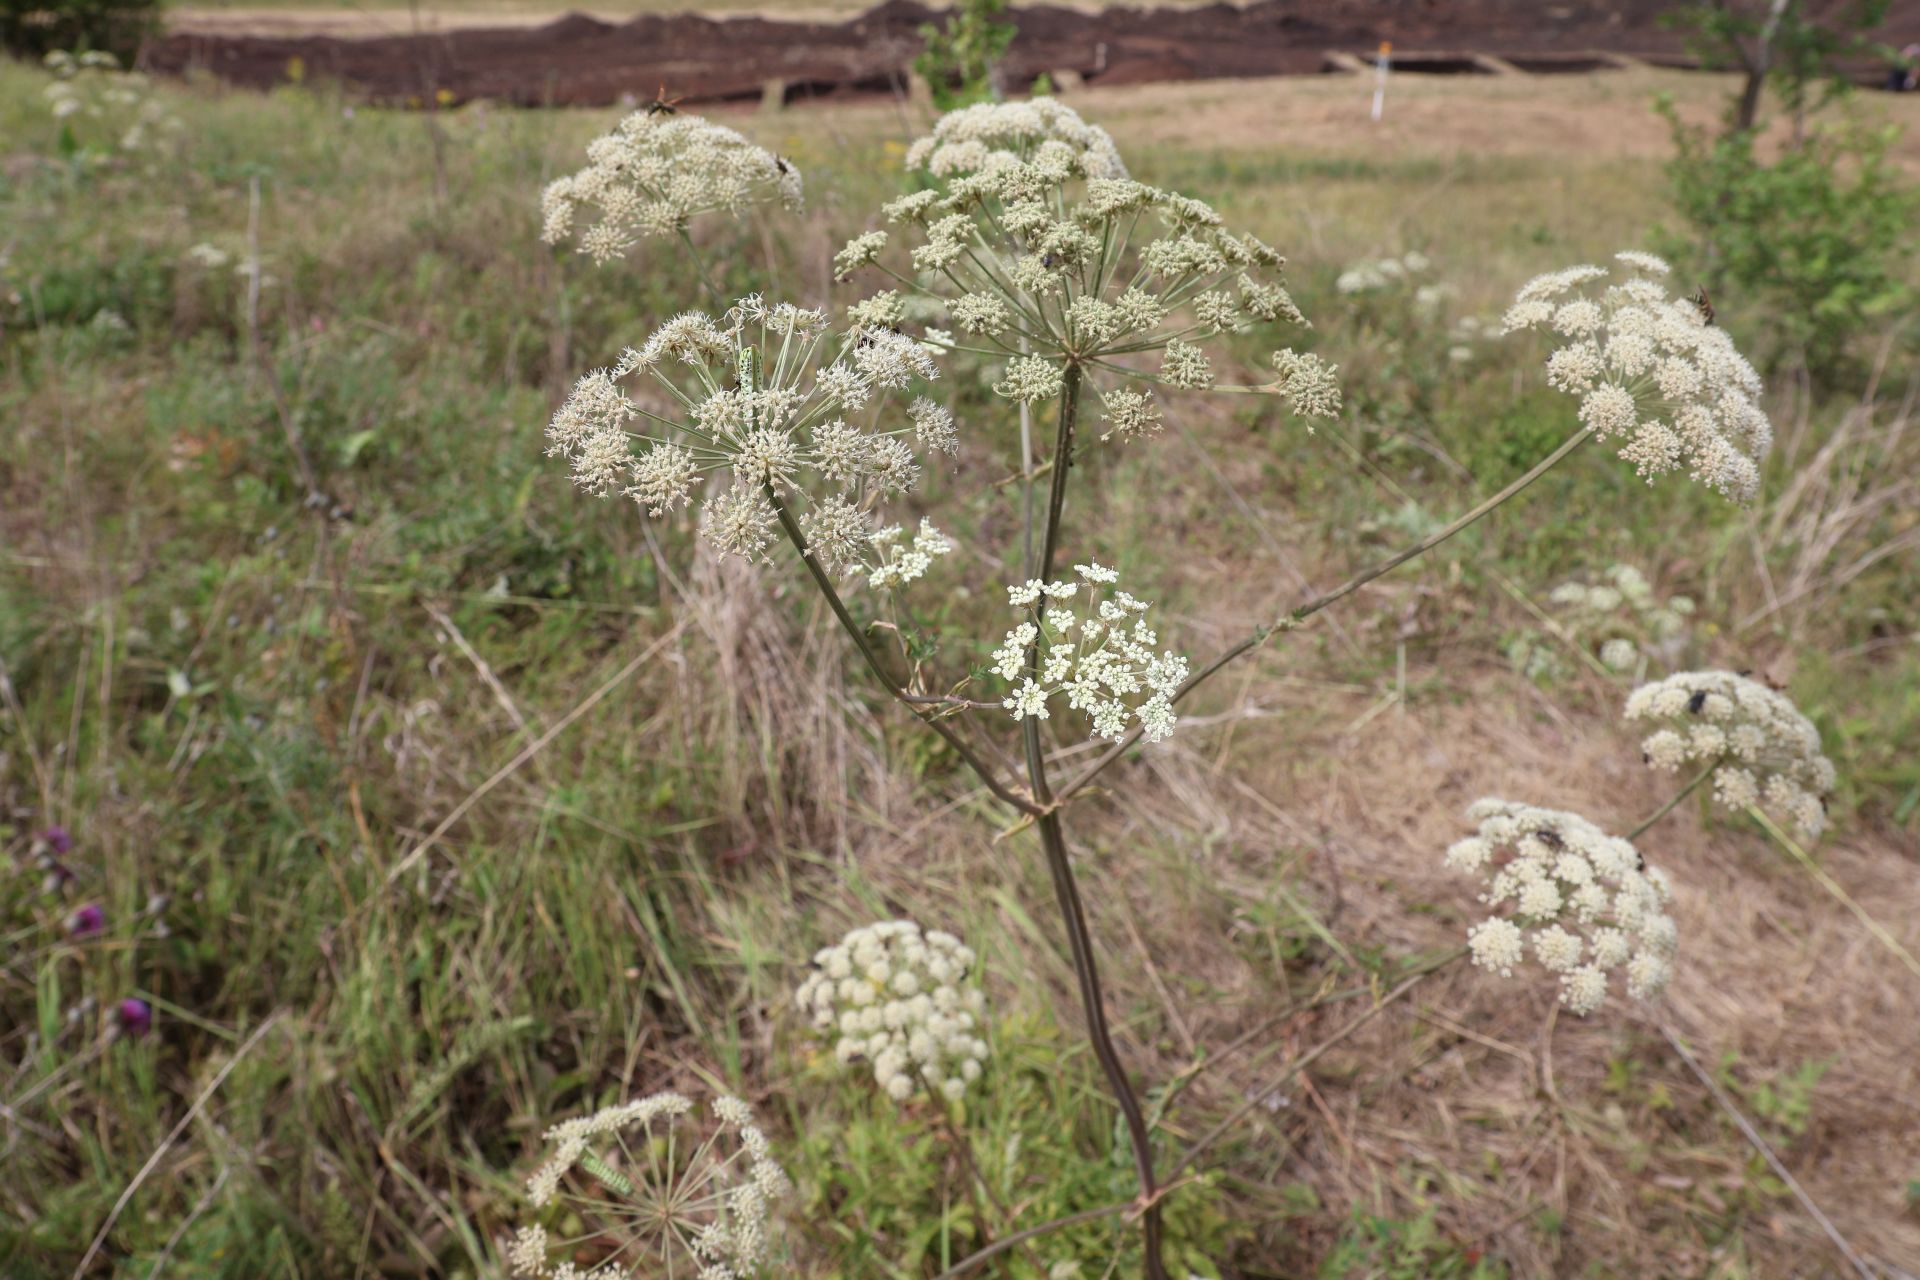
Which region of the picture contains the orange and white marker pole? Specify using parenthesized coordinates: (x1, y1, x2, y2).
(1371, 41, 1391, 121)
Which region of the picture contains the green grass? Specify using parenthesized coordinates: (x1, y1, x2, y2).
(2, 63, 1917, 1280)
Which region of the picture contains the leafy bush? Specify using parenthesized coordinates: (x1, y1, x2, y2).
(1656, 102, 1915, 378)
(1, 0, 160, 60)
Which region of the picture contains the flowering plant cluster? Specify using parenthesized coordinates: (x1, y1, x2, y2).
(795, 920, 989, 1104)
(1446, 799, 1678, 1015)
(993, 563, 1188, 743)
(833, 99, 1337, 434)
(512, 1091, 789, 1279)
(41, 50, 177, 158)
(1548, 562, 1695, 673)
(1626, 670, 1835, 838)
(544, 297, 950, 568)
(1505, 251, 1772, 502)
(541, 110, 803, 262)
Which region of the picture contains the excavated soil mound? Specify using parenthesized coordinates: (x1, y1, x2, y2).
(143, 0, 1917, 105)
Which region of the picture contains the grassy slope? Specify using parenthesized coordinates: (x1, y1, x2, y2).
(2, 63, 1918, 1278)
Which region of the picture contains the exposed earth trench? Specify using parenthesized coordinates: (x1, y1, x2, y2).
(141, 0, 1917, 107)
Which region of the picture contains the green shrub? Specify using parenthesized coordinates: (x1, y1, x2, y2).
(1655, 102, 1915, 379)
(1, 0, 160, 60)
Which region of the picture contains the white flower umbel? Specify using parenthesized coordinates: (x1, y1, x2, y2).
(512, 1091, 790, 1278)
(545, 297, 949, 566)
(795, 920, 989, 1104)
(902, 98, 1129, 181)
(994, 563, 1188, 744)
(1447, 799, 1677, 1015)
(866, 519, 954, 591)
(1547, 562, 1695, 673)
(1624, 670, 1835, 839)
(835, 101, 1314, 423)
(540, 111, 802, 262)
(1504, 252, 1771, 503)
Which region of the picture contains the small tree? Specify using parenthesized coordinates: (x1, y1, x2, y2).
(913, 0, 1017, 110)
(1664, 0, 1892, 137)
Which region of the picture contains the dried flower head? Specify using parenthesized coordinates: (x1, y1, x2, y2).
(1625, 670, 1835, 839)
(545, 297, 949, 565)
(513, 1091, 789, 1278)
(796, 920, 989, 1104)
(541, 111, 802, 262)
(1505, 252, 1771, 502)
(1447, 799, 1677, 1015)
(995, 563, 1187, 743)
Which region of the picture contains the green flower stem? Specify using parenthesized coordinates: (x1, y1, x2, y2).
(1628, 758, 1721, 839)
(1050, 425, 1597, 809)
(1019, 360, 1172, 1280)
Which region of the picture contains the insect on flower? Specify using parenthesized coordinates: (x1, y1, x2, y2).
(644, 83, 684, 116)
(1691, 285, 1715, 327)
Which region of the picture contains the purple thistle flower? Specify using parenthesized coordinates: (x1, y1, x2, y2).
(116, 998, 153, 1039)
(68, 903, 105, 938)
(39, 826, 73, 856)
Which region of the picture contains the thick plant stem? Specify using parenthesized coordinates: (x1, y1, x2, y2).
(765, 485, 1038, 815)
(1050, 425, 1596, 808)
(1020, 362, 1172, 1279)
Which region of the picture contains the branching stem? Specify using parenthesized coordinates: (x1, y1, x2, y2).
(764, 485, 1037, 814)
(1049, 425, 1596, 808)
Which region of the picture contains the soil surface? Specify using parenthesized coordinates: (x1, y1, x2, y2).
(143, 0, 1920, 106)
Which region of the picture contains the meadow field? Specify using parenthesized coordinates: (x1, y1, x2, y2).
(3, 56, 1919, 1278)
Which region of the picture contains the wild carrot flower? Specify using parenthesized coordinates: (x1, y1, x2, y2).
(993, 563, 1187, 743)
(866, 519, 953, 591)
(540, 111, 801, 262)
(1505, 251, 1771, 502)
(1624, 670, 1835, 839)
(545, 297, 948, 567)
(795, 920, 989, 1104)
(1447, 799, 1677, 1015)
(513, 1091, 789, 1278)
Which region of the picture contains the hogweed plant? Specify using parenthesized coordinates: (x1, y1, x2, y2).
(531, 98, 1812, 1276)
(511, 1092, 791, 1279)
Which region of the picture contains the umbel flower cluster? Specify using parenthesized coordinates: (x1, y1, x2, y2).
(795, 920, 990, 1104)
(1625, 670, 1835, 839)
(1505, 251, 1771, 503)
(541, 110, 804, 262)
(1549, 562, 1695, 673)
(1446, 799, 1678, 1015)
(1443, 802, 1674, 1013)
(511, 1091, 790, 1279)
(994, 563, 1188, 743)
(544, 296, 949, 567)
(833, 99, 1335, 428)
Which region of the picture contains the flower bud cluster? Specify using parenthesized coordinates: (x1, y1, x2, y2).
(514, 1091, 789, 1279)
(541, 110, 802, 262)
(1624, 670, 1835, 839)
(994, 563, 1188, 743)
(1447, 799, 1677, 1015)
(796, 921, 989, 1104)
(1505, 252, 1771, 502)
(545, 295, 950, 566)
